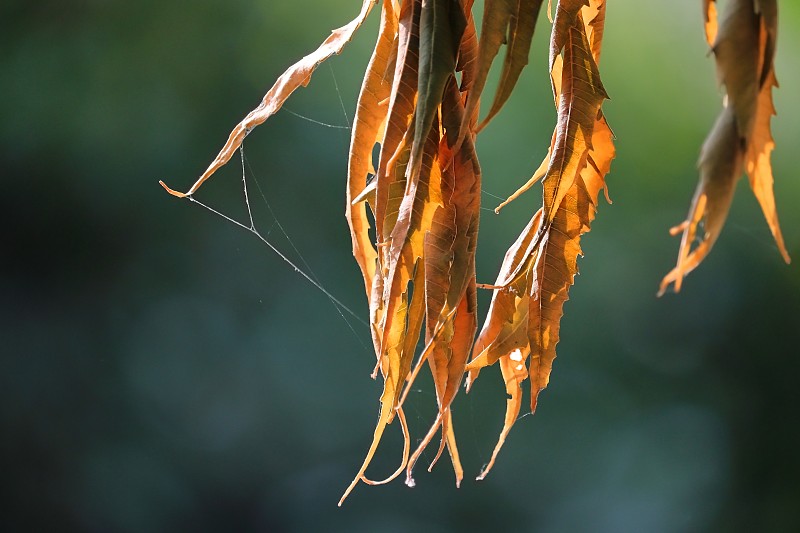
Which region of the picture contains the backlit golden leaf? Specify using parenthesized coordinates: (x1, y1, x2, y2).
(543, 4, 607, 223)
(406, 78, 481, 486)
(456, 0, 479, 95)
(347, 0, 398, 295)
(374, 0, 420, 241)
(582, 0, 607, 61)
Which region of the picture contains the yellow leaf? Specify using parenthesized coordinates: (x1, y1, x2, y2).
(347, 0, 398, 295)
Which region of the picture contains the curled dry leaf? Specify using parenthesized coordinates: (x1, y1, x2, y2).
(160, 0, 379, 198)
(660, 0, 789, 296)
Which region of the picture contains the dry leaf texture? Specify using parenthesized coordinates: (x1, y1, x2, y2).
(161, 0, 614, 502)
(175, 0, 800, 502)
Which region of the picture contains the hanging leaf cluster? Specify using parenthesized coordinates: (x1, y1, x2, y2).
(660, 0, 789, 294)
(161, 0, 789, 503)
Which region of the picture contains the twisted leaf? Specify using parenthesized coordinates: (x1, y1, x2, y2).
(660, 0, 789, 295)
(161, 0, 378, 197)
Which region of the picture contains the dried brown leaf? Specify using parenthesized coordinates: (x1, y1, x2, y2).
(465, 1, 613, 479)
(161, 0, 378, 197)
(661, 0, 789, 294)
(543, 4, 607, 223)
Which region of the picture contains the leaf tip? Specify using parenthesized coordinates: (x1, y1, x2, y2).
(657, 272, 682, 297)
(159, 180, 188, 198)
(603, 185, 613, 205)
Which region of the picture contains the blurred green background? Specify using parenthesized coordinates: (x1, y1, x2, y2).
(2, 1, 799, 531)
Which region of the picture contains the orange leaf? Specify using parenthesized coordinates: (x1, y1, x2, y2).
(703, 0, 718, 47)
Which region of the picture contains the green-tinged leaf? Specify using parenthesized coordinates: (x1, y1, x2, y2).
(409, 0, 466, 180)
(461, 0, 516, 131)
(478, 0, 546, 130)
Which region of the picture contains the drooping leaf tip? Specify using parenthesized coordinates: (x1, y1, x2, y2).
(779, 248, 791, 265)
(656, 276, 681, 298)
(159, 180, 188, 198)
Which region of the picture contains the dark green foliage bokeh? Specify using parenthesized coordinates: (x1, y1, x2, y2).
(2, 1, 799, 531)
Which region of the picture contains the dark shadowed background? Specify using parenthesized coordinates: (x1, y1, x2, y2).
(2, 1, 799, 531)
